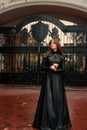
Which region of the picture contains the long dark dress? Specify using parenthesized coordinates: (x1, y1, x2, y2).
(32, 51, 72, 130)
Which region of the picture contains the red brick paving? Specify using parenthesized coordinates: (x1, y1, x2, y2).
(0, 85, 87, 130)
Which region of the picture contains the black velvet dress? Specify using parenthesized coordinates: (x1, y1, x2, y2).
(32, 51, 72, 130)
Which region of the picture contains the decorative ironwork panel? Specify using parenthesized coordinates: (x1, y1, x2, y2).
(31, 21, 48, 42)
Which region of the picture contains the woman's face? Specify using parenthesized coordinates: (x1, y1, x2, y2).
(49, 40, 57, 51)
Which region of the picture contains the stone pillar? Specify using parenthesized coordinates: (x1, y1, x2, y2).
(85, 26, 87, 73)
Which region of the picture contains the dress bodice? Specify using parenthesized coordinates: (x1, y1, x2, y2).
(47, 52, 63, 65)
(41, 51, 65, 73)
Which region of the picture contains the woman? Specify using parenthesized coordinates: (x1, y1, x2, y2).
(32, 39, 72, 130)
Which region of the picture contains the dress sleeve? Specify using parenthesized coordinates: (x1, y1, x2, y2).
(57, 55, 65, 72)
(41, 56, 50, 71)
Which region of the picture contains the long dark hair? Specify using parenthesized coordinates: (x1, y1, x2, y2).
(44, 38, 63, 57)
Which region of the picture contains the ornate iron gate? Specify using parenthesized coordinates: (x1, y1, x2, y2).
(0, 15, 87, 86)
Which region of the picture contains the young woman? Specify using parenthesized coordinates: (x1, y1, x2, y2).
(32, 38, 72, 130)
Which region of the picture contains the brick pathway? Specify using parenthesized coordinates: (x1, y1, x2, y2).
(0, 85, 87, 130)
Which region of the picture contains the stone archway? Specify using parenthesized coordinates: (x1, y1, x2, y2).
(0, 0, 87, 26)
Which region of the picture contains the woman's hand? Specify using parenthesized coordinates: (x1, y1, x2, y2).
(53, 63, 59, 69)
(50, 64, 59, 71)
(50, 65, 57, 71)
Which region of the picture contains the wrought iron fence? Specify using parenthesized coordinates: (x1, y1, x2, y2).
(0, 15, 87, 86)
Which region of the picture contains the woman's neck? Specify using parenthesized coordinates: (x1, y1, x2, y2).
(52, 49, 57, 52)
(51, 50, 58, 54)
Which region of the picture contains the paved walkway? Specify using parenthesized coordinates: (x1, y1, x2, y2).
(0, 84, 87, 130)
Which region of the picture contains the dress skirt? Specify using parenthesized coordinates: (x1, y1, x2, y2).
(32, 71, 72, 130)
